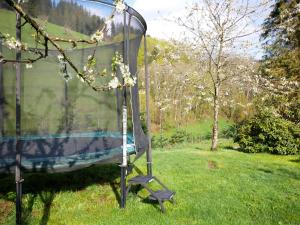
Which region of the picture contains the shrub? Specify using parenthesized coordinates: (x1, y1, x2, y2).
(169, 130, 190, 145)
(220, 125, 238, 138)
(234, 110, 300, 155)
(151, 134, 169, 148)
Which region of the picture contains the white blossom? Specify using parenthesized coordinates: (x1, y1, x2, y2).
(204, 97, 213, 103)
(57, 54, 64, 61)
(112, 52, 136, 87)
(25, 63, 32, 69)
(91, 31, 104, 43)
(115, 0, 126, 13)
(108, 77, 121, 89)
(124, 76, 137, 87)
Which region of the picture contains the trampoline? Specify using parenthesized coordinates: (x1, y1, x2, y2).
(0, 0, 149, 172)
(0, 0, 154, 223)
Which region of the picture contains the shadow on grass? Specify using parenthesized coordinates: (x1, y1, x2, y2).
(141, 198, 162, 211)
(223, 145, 235, 150)
(257, 168, 273, 174)
(290, 158, 300, 163)
(0, 164, 121, 225)
(276, 167, 300, 180)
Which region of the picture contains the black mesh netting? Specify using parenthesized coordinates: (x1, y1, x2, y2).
(0, 0, 148, 172)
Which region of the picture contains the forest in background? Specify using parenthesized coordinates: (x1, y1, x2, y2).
(0, 0, 105, 35)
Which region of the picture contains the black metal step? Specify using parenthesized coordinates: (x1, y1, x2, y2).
(128, 175, 154, 184)
(148, 190, 175, 201)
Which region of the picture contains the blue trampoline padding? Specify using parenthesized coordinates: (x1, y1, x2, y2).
(0, 131, 134, 142)
(0, 132, 136, 173)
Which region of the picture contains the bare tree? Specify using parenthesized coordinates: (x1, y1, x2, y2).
(176, 0, 270, 150)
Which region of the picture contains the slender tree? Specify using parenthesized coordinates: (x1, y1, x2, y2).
(176, 0, 270, 150)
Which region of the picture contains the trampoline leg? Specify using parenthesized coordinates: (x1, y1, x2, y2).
(158, 199, 166, 213)
(16, 180, 23, 225)
(120, 165, 127, 208)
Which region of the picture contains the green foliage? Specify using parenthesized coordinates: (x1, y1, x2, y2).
(169, 129, 190, 145)
(258, 0, 300, 133)
(261, 0, 300, 56)
(137, 35, 172, 67)
(234, 110, 300, 155)
(151, 131, 198, 149)
(220, 124, 238, 138)
(257, 90, 300, 125)
(151, 120, 234, 148)
(151, 134, 169, 148)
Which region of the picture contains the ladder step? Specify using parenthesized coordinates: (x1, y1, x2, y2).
(128, 175, 153, 184)
(149, 190, 174, 201)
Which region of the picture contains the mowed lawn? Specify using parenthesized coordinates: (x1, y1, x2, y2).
(0, 139, 299, 225)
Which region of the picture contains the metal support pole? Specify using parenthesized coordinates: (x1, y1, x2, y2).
(120, 8, 128, 209)
(0, 39, 4, 136)
(144, 35, 152, 176)
(120, 160, 127, 208)
(64, 80, 69, 130)
(15, 3, 23, 224)
(120, 103, 127, 208)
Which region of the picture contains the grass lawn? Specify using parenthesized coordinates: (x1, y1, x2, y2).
(160, 119, 232, 138)
(0, 139, 299, 225)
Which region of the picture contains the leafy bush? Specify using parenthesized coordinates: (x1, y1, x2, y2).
(221, 125, 238, 138)
(234, 110, 300, 155)
(169, 130, 190, 145)
(151, 135, 169, 148)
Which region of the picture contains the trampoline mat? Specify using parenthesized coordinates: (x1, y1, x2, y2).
(0, 131, 135, 173)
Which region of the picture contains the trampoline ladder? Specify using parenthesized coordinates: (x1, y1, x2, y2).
(127, 175, 175, 213)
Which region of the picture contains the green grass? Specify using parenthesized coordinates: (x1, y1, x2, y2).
(157, 119, 232, 139)
(1, 139, 299, 225)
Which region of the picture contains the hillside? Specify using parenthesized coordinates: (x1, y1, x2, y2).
(137, 35, 174, 67)
(0, 8, 89, 49)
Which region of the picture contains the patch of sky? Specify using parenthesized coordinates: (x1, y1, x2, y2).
(52, 0, 114, 17)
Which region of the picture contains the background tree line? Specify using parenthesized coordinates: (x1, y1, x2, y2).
(138, 0, 299, 154)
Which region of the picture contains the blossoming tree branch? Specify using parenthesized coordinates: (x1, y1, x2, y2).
(0, 0, 136, 91)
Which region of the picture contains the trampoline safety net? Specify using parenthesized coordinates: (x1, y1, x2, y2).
(0, 0, 148, 172)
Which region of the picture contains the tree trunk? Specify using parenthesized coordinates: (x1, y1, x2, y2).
(211, 86, 219, 151)
(159, 110, 162, 134)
